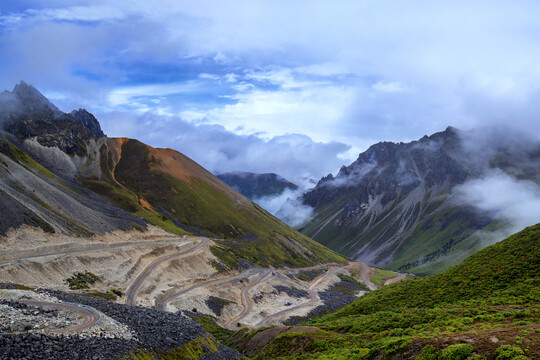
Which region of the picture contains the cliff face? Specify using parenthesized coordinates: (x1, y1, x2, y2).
(0, 81, 104, 156)
(300, 127, 540, 275)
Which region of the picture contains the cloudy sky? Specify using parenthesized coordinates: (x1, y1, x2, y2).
(1, 0, 540, 187)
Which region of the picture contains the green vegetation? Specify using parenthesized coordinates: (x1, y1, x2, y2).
(439, 344, 473, 360)
(85, 138, 345, 269)
(64, 271, 99, 290)
(242, 224, 540, 359)
(183, 312, 237, 349)
(495, 345, 527, 360)
(109, 288, 122, 297)
(122, 336, 220, 359)
(369, 268, 397, 287)
(82, 290, 117, 301)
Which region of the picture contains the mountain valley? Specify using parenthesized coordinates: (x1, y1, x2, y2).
(0, 83, 399, 359)
(0, 82, 537, 359)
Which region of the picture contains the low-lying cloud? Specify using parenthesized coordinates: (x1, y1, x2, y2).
(98, 111, 351, 188)
(254, 188, 314, 228)
(454, 169, 540, 243)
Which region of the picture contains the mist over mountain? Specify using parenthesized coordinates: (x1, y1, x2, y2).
(217, 171, 298, 199)
(0, 81, 105, 156)
(299, 126, 540, 275)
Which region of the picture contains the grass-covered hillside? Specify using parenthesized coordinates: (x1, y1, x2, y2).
(82, 138, 345, 269)
(246, 224, 540, 359)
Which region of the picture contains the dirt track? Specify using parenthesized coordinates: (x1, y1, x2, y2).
(255, 267, 341, 328)
(20, 300, 102, 334)
(125, 237, 208, 306)
(0, 238, 187, 264)
(225, 269, 272, 329)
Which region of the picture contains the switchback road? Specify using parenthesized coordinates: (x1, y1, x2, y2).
(125, 237, 208, 306)
(225, 269, 272, 330)
(255, 267, 341, 328)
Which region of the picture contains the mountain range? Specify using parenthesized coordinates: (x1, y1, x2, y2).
(298, 126, 540, 275)
(0, 82, 343, 269)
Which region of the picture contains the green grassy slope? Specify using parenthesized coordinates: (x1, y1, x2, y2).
(83, 138, 345, 268)
(248, 224, 540, 359)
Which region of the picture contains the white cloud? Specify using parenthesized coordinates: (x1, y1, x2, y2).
(372, 81, 409, 93)
(1, 0, 540, 176)
(454, 169, 540, 241)
(254, 188, 314, 228)
(97, 111, 351, 187)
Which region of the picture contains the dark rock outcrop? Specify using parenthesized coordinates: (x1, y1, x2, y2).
(0, 81, 105, 156)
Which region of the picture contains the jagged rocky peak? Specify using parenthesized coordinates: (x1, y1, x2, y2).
(9, 81, 63, 116)
(0, 81, 106, 156)
(70, 108, 105, 138)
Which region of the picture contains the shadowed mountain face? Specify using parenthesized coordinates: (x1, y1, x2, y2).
(0, 82, 343, 268)
(300, 127, 540, 275)
(217, 172, 298, 200)
(0, 82, 104, 156)
(0, 82, 141, 237)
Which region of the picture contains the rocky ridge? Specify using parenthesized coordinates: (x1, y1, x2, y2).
(300, 126, 540, 274)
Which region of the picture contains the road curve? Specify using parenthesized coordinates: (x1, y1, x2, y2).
(20, 300, 102, 333)
(125, 237, 208, 306)
(225, 269, 272, 330)
(155, 268, 260, 311)
(355, 262, 377, 290)
(255, 267, 341, 328)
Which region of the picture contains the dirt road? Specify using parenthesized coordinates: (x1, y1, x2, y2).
(125, 237, 208, 306)
(0, 238, 188, 264)
(255, 267, 341, 328)
(20, 300, 102, 334)
(225, 269, 272, 329)
(155, 268, 264, 311)
(358, 262, 377, 290)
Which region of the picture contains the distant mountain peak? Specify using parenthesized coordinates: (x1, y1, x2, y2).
(1, 82, 105, 155)
(10, 80, 62, 116)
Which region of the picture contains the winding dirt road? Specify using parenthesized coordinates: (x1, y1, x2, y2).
(255, 267, 342, 328)
(356, 262, 377, 290)
(225, 269, 272, 330)
(155, 268, 265, 311)
(125, 237, 208, 306)
(20, 300, 102, 334)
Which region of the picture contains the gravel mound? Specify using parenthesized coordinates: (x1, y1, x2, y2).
(0, 289, 241, 359)
(273, 285, 309, 299)
(204, 296, 233, 317)
(285, 289, 357, 326)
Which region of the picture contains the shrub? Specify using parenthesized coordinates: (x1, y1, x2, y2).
(416, 345, 438, 360)
(64, 271, 99, 290)
(440, 344, 474, 360)
(495, 345, 525, 360)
